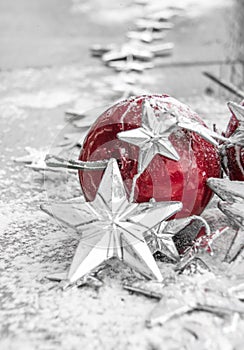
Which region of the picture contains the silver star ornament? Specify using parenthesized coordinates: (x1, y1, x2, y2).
(41, 158, 182, 286)
(117, 100, 180, 173)
(118, 99, 226, 174)
(207, 178, 244, 261)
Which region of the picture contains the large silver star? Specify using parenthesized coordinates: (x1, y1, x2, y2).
(41, 159, 182, 286)
(117, 99, 226, 173)
(117, 100, 180, 173)
(227, 101, 244, 147)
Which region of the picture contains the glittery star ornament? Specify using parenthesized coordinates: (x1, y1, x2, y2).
(223, 101, 244, 180)
(79, 95, 221, 218)
(41, 159, 182, 285)
(118, 99, 180, 173)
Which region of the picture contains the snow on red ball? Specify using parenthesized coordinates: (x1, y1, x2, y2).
(78, 95, 221, 219)
(224, 102, 244, 181)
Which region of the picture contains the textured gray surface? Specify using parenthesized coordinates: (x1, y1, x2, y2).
(0, 0, 244, 349)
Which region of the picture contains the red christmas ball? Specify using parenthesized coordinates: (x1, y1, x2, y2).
(78, 95, 221, 219)
(224, 101, 244, 181)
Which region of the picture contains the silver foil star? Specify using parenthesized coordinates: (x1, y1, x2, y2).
(207, 178, 244, 261)
(117, 100, 180, 173)
(145, 215, 211, 263)
(227, 101, 244, 147)
(145, 220, 180, 262)
(146, 277, 244, 327)
(41, 159, 182, 286)
(118, 98, 227, 173)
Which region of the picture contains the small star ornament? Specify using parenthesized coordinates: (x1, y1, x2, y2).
(41, 159, 182, 286)
(207, 178, 244, 261)
(117, 99, 222, 174)
(145, 215, 211, 263)
(146, 275, 244, 327)
(118, 99, 180, 173)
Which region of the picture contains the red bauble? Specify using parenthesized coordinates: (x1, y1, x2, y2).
(78, 95, 221, 219)
(224, 101, 244, 181)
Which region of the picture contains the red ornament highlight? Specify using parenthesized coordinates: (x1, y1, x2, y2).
(79, 95, 221, 218)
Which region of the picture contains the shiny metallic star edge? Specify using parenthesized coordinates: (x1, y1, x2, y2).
(41, 158, 182, 286)
(227, 101, 244, 147)
(207, 177, 244, 203)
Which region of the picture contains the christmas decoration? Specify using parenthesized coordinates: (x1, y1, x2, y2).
(41, 158, 182, 286)
(145, 215, 211, 263)
(146, 275, 244, 327)
(207, 177, 244, 261)
(222, 101, 244, 180)
(79, 94, 222, 219)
